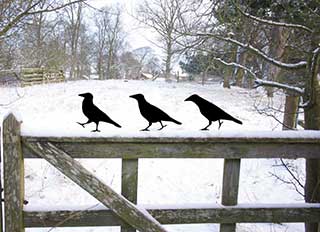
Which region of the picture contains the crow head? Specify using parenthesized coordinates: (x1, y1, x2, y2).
(185, 94, 200, 102)
(79, 92, 93, 100)
(130, 93, 145, 101)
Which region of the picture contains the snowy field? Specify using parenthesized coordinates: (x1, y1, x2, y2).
(0, 79, 309, 231)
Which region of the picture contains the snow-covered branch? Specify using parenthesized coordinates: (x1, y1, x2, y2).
(210, 56, 304, 95)
(254, 79, 304, 95)
(234, 3, 313, 33)
(195, 33, 308, 70)
(212, 57, 257, 79)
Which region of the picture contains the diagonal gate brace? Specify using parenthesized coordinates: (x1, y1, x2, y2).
(26, 141, 168, 232)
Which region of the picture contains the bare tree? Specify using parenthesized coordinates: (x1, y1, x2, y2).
(64, 2, 83, 79)
(94, 5, 124, 80)
(131, 46, 161, 79)
(0, 0, 85, 39)
(136, 0, 200, 81)
(19, 2, 64, 68)
(120, 51, 140, 79)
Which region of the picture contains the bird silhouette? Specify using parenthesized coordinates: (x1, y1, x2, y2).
(77, 92, 121, 132)
(185, 94, 242, 130)
(130, 93, 182, 131)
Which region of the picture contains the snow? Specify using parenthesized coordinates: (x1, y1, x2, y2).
(200, 34, 308, 70)
(0, 79, 314, 232)
(237, 6, 313, 33)
(254, 78, 304, 95)
(25, 202, 320, 211)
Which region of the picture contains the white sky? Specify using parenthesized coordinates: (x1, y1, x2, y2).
(86, 0, 183, 73)
(88, 0, 160, 52)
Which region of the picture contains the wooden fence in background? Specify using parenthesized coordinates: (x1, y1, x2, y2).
(0, 68, 65, 86)
(1, 113, 320, 232)
(21, 68, 65, 86)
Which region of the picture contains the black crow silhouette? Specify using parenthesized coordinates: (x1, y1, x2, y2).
(185, 94, 242, 130)
(77, 92, 121, 132)
(130, 93, 182, 131)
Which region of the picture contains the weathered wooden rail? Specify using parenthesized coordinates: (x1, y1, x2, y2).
(21, 68, 65, 86)
(2, 113, 320, 232)
(0, 68, 65, 87)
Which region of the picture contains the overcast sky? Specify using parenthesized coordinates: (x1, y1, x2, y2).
(88, 0, 160, 52)
(86, 0, 185, 73)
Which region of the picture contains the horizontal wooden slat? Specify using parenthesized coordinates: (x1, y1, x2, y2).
(24, 204, 320, 227)
(22, 135, 320, 143)
(22, 74, 43, 78)
(22, 136, 320, 158)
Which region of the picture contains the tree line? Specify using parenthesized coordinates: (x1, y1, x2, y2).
(0, 0, 161, 80)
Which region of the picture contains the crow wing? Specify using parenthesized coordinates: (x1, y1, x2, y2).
(140, 102, 176, 123)
(197, 98, 237, 122)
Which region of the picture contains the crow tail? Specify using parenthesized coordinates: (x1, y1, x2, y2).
(170, 118, 182, 125)
(111, 120, 122, 128)
(232, 117, 242, 125)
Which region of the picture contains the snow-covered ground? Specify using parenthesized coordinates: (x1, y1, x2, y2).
(0, 79, 309, 231)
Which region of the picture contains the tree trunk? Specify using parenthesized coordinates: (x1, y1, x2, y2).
(35, 12, 44, 68)
(223, 67, 231, 88)
(165, 41, 172, 81)
(282, 94, 299, 130)
(235, 51, 247, 87)
(266, 26, 288, 97)
(304, 31, 320, 232)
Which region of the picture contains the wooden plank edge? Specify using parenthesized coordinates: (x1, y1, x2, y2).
(24, 205, 320, 227)
(22, 141, 320, 159)
(21, 135, 320, 144)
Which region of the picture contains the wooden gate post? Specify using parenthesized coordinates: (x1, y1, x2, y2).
(220, 159, 241, 232)
(3, 114, 25, 232)
(0, 127, 3, 232)
(121, 159, 138, 232)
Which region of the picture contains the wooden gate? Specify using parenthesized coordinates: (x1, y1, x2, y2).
(1, 113, 320, 232)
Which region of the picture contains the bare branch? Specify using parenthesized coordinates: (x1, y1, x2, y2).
(0, 0, 86, 37)
(254, 79, 304, 95)
(194, 33, 308, 70)
(233, 2, 313, 33)
(29, 0, 86, 15)
(211, 56, 257, 79)
(280, 159, 305, 190)
(269, 171, 305, 198)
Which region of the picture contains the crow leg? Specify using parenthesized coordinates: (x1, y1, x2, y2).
(77, 119, 91, 128)
(91, 122, 101, 132)
(218, 120, 223, 130)
(158, 121, 167, 130)
(141, 122, 152, 131)
(201, 121, 212, 131)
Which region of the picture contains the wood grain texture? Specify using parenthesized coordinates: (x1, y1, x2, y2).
(221, 159, 241, 232)
(22, 136, 320, 159)
(24, 204, 320, 227)
(3, 114, 25, 232)
(121, 159, 138, 232)
(0, 127, 3, 232)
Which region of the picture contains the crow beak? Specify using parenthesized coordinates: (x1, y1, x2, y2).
(184, 97, 190, 101)
(79, 93, 85, 97)
(129, 94, 136, 99)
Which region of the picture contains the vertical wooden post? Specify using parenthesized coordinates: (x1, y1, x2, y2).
(220, 159, 241, 232)
(121, 159, 138, 232)
(0, 127, 3, 232)
(3, 114, 25, 232)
